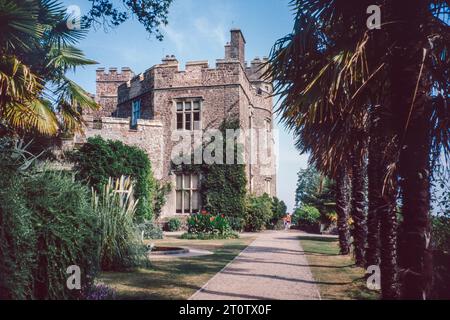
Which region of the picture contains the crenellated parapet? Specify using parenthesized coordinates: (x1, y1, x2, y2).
(96, 67, 134, 83)
(92, 67, 135, 118)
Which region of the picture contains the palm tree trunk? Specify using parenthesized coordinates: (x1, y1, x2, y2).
(350, 145, 367, 266)
(366, 107, 381, 267)
(398, 111, 433, 299)
(336, 166, 350, 255)
(367, 105, 400, 298)
(379, 177, 400, 299)
(388, 0, 433, 299)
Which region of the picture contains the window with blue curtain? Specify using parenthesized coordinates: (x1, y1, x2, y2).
(131, 99, 141, 128)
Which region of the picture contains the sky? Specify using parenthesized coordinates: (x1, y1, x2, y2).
(65, 0, 309, 212)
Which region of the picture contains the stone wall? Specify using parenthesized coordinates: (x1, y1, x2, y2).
(92, 67, 134, 118)
(77, 116, 164, 180)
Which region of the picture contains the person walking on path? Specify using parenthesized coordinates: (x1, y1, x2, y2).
(284, 214, 292, 230)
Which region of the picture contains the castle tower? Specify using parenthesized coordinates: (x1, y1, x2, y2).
(225, 29, 246, 67)
(93, 67, 134, 118)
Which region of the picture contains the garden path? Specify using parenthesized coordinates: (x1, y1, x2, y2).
(189, 230, 321, 300)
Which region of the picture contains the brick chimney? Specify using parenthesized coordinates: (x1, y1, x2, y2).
(225, 29, 246, 67)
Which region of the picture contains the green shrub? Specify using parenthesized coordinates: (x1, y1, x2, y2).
(0, 172, 36, 300)
(153, 181, 171, 219)
(293, 205, 321, 233)
(267, 219, 286, 230)
(92, 176, 148, 271)
(245, 194, 273, 232)
(71, 136, 155, 221)
(184, 211, 237, 239)
(24, 171, 99, 300)
(137, 220, 163, 240)
(167, 217, 182, 231)
(180, 232, 238, 240)
(0, 140, 99, 300)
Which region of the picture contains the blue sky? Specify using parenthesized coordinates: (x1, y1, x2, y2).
(65, 0, 309, 212)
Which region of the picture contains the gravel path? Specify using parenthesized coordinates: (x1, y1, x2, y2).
(190, 230, 321, 300)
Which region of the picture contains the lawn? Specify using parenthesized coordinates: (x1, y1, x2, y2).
(299, 235, 380, 300)
(98, 235, 255, 300)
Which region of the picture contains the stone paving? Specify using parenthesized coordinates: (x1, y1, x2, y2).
(190, 230, 321, 300)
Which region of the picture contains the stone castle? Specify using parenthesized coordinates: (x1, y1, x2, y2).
(78, 29, 276, 218)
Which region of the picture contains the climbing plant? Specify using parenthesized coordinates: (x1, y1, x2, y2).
(71, 136, 155, 221)
(173, 118, 248, 231)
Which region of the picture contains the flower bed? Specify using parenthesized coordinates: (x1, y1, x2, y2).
(181, 210, 238, 240)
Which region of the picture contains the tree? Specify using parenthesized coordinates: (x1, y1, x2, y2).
(1, 0, 175, 136)
(83, 0, 173, 40)
(0, 0, 98, 136)
(295, 165, 336, 222)
(270, 196, 287, 228)
(295, 166, 321, 208)
(267, 0, 449, 299)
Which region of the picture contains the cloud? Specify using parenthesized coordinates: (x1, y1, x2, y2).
(160, 0, 232, 58)
(193, 17, 227, 48)
(162, 25, 186, 52)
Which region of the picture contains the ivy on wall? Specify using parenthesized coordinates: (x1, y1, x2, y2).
(173, 118, 248, 230)
(71, 136, 155, 221)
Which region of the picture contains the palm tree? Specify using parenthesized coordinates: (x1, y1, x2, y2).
(266, 0, 372, 257)
(267, 0, 449, 299)
(384, 0, 449, 299)
(0, 0, 98, 136)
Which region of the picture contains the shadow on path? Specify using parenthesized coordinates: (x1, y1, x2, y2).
(221, 269, 354, 286)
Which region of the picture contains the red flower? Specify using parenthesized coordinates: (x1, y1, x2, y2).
(210, 217, 215, 222)
(201, 209, 207, 215)
(221, 214, 224, 218)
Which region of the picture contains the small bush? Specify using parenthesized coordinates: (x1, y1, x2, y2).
(167, 217, 182, 231)
(293, 205, 321, 233)
(184, 211, 237, 239)
(137, 220, 163, 240)
(180, 232, 238, 240)
(83, 284, 116, 300)
(245, 194, 273, 232)
(93, 176, 148, 271)
(267, 219, 286, 230)
(153, 181, 171, 219)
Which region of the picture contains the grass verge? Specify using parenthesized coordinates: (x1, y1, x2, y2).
(98, 236, 254, 299)
(299, 235, 380, 300)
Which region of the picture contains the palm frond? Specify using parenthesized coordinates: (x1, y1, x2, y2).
(55, 77, 98, 111)
(47, 45, 98, 72)
(3, 98, 58, 135)
(0, 54, 42, 108)
(0, 0, 42, 51)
